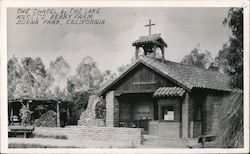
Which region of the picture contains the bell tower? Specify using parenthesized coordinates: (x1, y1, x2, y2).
(132, 19, 168, 60)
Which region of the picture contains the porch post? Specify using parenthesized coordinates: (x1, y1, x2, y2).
(135, 46, 140, 59)
(153, 45, 156, 59)
(182, 93, 190, 138)
(57, 101, 61, 127)
(10, 103, 14, 125)
(106, 91, 119, 127)
(27, 100, 32, 110)
(67, 108, 70, 121)
(161, 46, 165, 61)
(158, 103, 161, 120)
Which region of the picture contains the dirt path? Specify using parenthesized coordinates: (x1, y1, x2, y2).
(9, 135, 190, 148)
(9, 138, 135, 148)
(141, 135, 189, 148)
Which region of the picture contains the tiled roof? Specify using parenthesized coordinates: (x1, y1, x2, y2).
(99, 56, 231, 95)
(153, 87, 186, 98)
(140, 57, 231, 91)
(132, 34, 167, 47)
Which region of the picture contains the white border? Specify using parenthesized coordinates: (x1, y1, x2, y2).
(1, 0, 249, 153)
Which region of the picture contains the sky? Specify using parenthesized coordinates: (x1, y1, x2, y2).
(7, 7, 231, 73)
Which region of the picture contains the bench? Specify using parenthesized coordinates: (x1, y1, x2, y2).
(187, 135, 216, 148)
(8, 125, 34, 138)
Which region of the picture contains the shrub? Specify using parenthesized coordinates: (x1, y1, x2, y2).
(215, 91, 243, 148)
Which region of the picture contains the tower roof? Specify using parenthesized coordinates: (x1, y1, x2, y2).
(132, 34, 167, 47)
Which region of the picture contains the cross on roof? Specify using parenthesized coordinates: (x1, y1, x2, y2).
(145, 19, 155, 35)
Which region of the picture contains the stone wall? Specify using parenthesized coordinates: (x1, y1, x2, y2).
(202, 94, 223, 135)
(34, 126, 143, 146)
(78, 95, 103, 126)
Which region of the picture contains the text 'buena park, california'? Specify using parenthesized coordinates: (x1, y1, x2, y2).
(15, 8, 106, 25)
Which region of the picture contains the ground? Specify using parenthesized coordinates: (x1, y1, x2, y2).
(9, 135, 190, 148)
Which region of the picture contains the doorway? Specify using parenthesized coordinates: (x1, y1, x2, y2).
(118, 93, 157, 133)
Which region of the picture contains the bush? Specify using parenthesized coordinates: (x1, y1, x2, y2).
(67, 90, 93, 125)
(215, 91, 243, 148)
(95, 101, 106, 119)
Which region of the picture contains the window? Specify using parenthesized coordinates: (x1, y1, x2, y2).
(162, 106, 175, 121)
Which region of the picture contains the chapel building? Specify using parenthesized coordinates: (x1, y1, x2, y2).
(99, 33, 231, 138)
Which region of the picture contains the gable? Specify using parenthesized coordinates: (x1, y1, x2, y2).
(112, 64, 177, 95)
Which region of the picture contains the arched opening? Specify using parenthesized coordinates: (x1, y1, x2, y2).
(137, 47, 144, 58)
(155, 47, 163, 59)
(95, 101, 106, 119)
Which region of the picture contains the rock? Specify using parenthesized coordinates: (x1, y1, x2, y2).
(34, 110, 57, 127)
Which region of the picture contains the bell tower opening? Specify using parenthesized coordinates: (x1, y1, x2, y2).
(132, 19, 168, 60)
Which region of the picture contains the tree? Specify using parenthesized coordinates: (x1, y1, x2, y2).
(12, 56, 53, 99)
(216, 8, 243, 89)
(21, 57, 47, 78)
(13, 69, 34, 99)
(101, 69, 117, 88)
(48, 56, 71, 99)
(67, 56, 103, 93)
(65, 56, 104, 124)
(7, 55, 23, 99)
(49, 56, 71, 91)
(181, 45, 214, 69)
(117, 57, 136, 74)
(215, 8, 244, 148)
(117, 64, 130, 74)
(66, 90, 93, 125)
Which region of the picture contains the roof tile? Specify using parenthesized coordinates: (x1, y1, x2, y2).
(153, 87, 186, 98)
(99, 56, 231, 95)
(132, 34, 167, 47)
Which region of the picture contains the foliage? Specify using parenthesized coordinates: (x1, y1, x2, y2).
(215, 8, 244, 148)
(66, 56, 103, 93)
(8, 56, 54, 99)
(99, 70, 117, 90)
(49, 56, 71, 93)
(21, 57, 47, 78)
(95, 101, 106, 119)
(215, 92, 243, 148)
(19, 105, 33, 126)
(7, 55, 111, 125)
(216, 8, 243, 89)
(7, 55, 23, 99)
(33, 134, 68, 140)
(66, 90, 94, 125)
(117, 64, 130, 74)
(34, 110, 57, 127)
(102, 70, 116, 84)
(223, 8, 243, 45)
(117, 57, 136, 74)
(181, 45, 214, 69)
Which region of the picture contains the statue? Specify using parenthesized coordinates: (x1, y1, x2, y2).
(19, 105, 33, 126)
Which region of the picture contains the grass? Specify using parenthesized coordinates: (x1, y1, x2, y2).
(9, 143, 78, 148)
(215, 91, 243, 148)
(32, 134, 68, 139)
